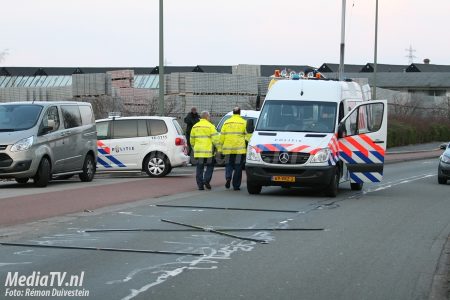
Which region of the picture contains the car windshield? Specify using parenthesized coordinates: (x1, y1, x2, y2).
(256, 100, 337, 133)
(0, 104, 43, 131)
(217, 116, 258, 131)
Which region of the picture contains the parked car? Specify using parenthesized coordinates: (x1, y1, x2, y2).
(214, 110, 260, 166)
(0, 102, 97, 187)
(95, 116, 189, 177)
(438, 142, 450, 184)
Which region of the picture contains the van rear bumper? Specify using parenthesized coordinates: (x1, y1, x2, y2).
(246, 165, 335, 187)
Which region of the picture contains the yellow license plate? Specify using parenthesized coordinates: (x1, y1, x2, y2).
(272, 176, 296, 182)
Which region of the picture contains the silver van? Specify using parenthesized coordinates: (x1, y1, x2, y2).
(0, 102, 97, 187)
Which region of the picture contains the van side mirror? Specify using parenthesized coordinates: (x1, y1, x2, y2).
(440, 143, 448, 150)
(337, 122, 346, 138)
(246, 119, 255, 134)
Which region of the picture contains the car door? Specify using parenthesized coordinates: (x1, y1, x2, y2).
(38, 106, 66, 173)
(107, 119, 145, 170)
(95, 120, 119, 170)
(338, 100, 387, 183)
(60, 105, 84, 171)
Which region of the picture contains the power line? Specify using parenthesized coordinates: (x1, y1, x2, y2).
(405, 45, 417, 64)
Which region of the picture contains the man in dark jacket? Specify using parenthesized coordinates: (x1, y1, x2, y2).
(184, 107, 200, 156)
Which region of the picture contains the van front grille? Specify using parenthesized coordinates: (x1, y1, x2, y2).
(260, 151, 310, 165)
(0, 145, 7, 151)
(0, 153, 13, 167)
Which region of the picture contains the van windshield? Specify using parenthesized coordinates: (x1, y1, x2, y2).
(0, 104, 43, 132)
(256, 100, 337, 133)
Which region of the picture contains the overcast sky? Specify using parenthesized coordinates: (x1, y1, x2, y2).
(1, 0, 449, 68)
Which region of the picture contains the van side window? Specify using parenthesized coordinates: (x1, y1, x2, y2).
(79, 106, 94, 125)
(138, 120, 149, 137)
(40, 106, 60, 133)
(96, 121, 110, 140)
(343, 103, 384, 136)
(61, 105, 82, 129)
(148, 120, 168, 136)
(113, 120, 138, 139)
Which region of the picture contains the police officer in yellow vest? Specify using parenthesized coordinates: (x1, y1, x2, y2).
(220, 107, 251, 190)
(190, 111, 221, 190)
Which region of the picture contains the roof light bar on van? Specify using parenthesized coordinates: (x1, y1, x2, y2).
(271, 69, 326, 80)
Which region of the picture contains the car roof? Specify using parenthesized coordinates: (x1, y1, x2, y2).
(0, 101, 90, 106)
(96, 116, 176, 122)
(223, 110, 260, 118)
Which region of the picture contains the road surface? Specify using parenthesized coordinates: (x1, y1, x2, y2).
(0, 157, 449, 300)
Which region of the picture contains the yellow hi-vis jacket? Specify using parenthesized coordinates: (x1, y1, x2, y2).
(220, 114, 251, 155)
(190, 119, 221, 158)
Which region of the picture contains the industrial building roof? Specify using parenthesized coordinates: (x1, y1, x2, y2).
(405, 63, 450, 72)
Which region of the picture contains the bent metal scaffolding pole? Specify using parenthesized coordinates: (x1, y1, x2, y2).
(0, 242, 204, 256)
(161, 219, 269, 244)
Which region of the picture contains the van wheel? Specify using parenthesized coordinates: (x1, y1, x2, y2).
(350, 182, 363, 191)
(34, 158, 51, 187)
(144, 154, 170, 177)
(79, 154, 96, 182)
(15, 178, 29, 184)
(247, 182, 262, 194)
(326, 169, 339, 197)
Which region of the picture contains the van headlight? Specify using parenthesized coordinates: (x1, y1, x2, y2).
(11, 136, 34, 152)
(441, 155, 450, 164)
(311, 148, 330, 163)
(246, 145, 261, 162)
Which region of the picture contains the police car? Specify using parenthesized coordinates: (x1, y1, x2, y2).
(245, 70, 388, 197)
(95, 116, 189, 177)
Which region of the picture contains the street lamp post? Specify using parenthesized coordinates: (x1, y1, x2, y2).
(158, 0, 165, 115)
(372, 0, 379, 100)
(338, 0, 346, 81)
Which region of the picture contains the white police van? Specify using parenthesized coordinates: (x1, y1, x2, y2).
(245, 74, 387, 197)
(95, 116, 189, 177)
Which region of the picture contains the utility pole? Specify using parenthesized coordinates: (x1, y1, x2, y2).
(158, 0, 165, 115)
(338, 0, 346, 81)
(372, 0, 379, 100)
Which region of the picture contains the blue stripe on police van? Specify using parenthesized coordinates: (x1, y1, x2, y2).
(273, 144, 288, 152)
(257, 144, 270, 152)
(105, 155, 126, 168)
(338, 151, 357, 164)
(353, 151, 374, 164)
(349, 172, 364, 183)
(362, 172, 381, 182)
(97, 157, 112, 168)
(370, 151, 385, 163)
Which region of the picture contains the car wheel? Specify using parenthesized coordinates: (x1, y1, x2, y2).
(144, 154, 170, 177)
(247, 182, 262, 194)
(326, 168, 339, 197)
(350, 182, 363, 191)
(438, 176, 447, 184)
(33, 158, 51, 187)
(15, 178, 29, 184)
(79, 154, 96, 182)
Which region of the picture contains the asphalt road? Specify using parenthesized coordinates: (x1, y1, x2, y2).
(0, 158, 449, 300)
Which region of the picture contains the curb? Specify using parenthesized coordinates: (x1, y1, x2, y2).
(386, 148, 441, 155)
